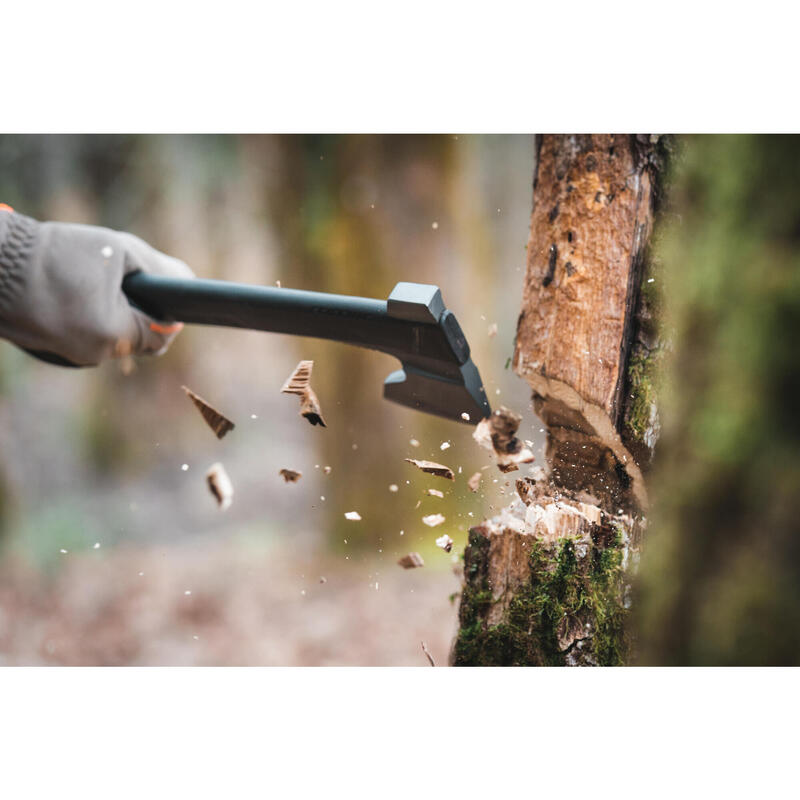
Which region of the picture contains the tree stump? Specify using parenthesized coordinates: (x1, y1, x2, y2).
(453, 134, 669, 666)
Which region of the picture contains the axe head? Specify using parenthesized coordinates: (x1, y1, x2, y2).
(381, 282, 491, 425)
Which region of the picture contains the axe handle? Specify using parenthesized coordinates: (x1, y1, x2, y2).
(121, 272, 457, 369)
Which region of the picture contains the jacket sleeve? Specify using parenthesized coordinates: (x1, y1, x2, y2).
(0, 210, 39, 317)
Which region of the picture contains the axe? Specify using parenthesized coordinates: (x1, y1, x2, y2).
(122, 274, 491, 425)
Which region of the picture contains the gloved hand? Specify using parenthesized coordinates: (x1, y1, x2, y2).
(0, 208, 194, 366)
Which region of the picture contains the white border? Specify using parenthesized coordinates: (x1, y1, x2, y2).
(1, 667, 796, 797)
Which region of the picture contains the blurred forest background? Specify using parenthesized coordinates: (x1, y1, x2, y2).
(0, 135, 543, 665)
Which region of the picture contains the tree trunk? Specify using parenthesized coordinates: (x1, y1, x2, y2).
(453, 134, 669, 666)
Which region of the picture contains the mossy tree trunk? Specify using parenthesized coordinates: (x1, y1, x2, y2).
(453, 134, 669, 666)
(635, 135, 800, 665)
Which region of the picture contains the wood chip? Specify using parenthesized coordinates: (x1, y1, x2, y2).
(404, 458, 454, 481)
(323, 466, 332, 475)
(422, 513, 445, 527)
(467, 471, 482, 492)
(344, 511, 362, 521)
(299, 390, 326, 427)
(421, 641, 435, 666)
(206, 462, 233, 510)
(426, 489, 444, 498)
(397, 552, 424, 569)
(515, 477, 535, 505)
(280, 360, 313, 395)
(279, 469, 302, 483)
(488, 322, 498, 337)
(281, 360, 327, 427)
(182, 386, 235, 439)
(473, 406, 534, 473)
(435, 533, 454, 553)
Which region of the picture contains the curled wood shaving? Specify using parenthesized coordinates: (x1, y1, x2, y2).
(422, 513, 445, 527)
(299, 391, 326, 427)
(421, 641, 435, 667)
(280, 360, 313, 395)
(281, 360, 327, 427)
(344, 511, 362, 521)
(467, 472, 482, 493)
(397, 552, 424, 569)
(279, 469, 302, 483)
(404, 458, 454, 481)
(473, 406, 534, 473)
(182, 386, 235, 439)
(426, 489, 444, 498)
(206, 462, 233, 510)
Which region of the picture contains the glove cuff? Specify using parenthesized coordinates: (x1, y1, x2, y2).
(0, 211, 39, 308)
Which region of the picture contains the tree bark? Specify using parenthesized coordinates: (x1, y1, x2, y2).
(453, 134, 669, 666)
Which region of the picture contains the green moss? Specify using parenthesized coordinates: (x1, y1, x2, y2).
(625, 346, 662, 446)
(454, 528, 630, 666)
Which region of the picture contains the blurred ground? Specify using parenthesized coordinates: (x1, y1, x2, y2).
(0, 538, 461, 666)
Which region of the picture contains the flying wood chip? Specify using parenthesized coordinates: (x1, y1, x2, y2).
(206, 462, 233, 510)
(435, 533, 454, 553)
(467, 472, 482, 492)
(473, 406, 534, 473)
(404, 458, 454, 481)
(397, 552, 424, 569)
(279, 469, 302, 483)
(422, 513, 445, 527)
(281, 360, 327, 427)
(182, 386, 235, 439)
(426, 489, 444, 498)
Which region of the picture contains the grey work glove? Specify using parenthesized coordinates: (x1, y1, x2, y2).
(0, 209, 193, 366)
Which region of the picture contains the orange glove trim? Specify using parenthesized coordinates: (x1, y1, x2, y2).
(0, 204, 13, 212)
(149, 321, 184, 335)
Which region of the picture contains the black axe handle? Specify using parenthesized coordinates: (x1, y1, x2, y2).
(121, 272, 466, 374)
(121, 273, 491, 425)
